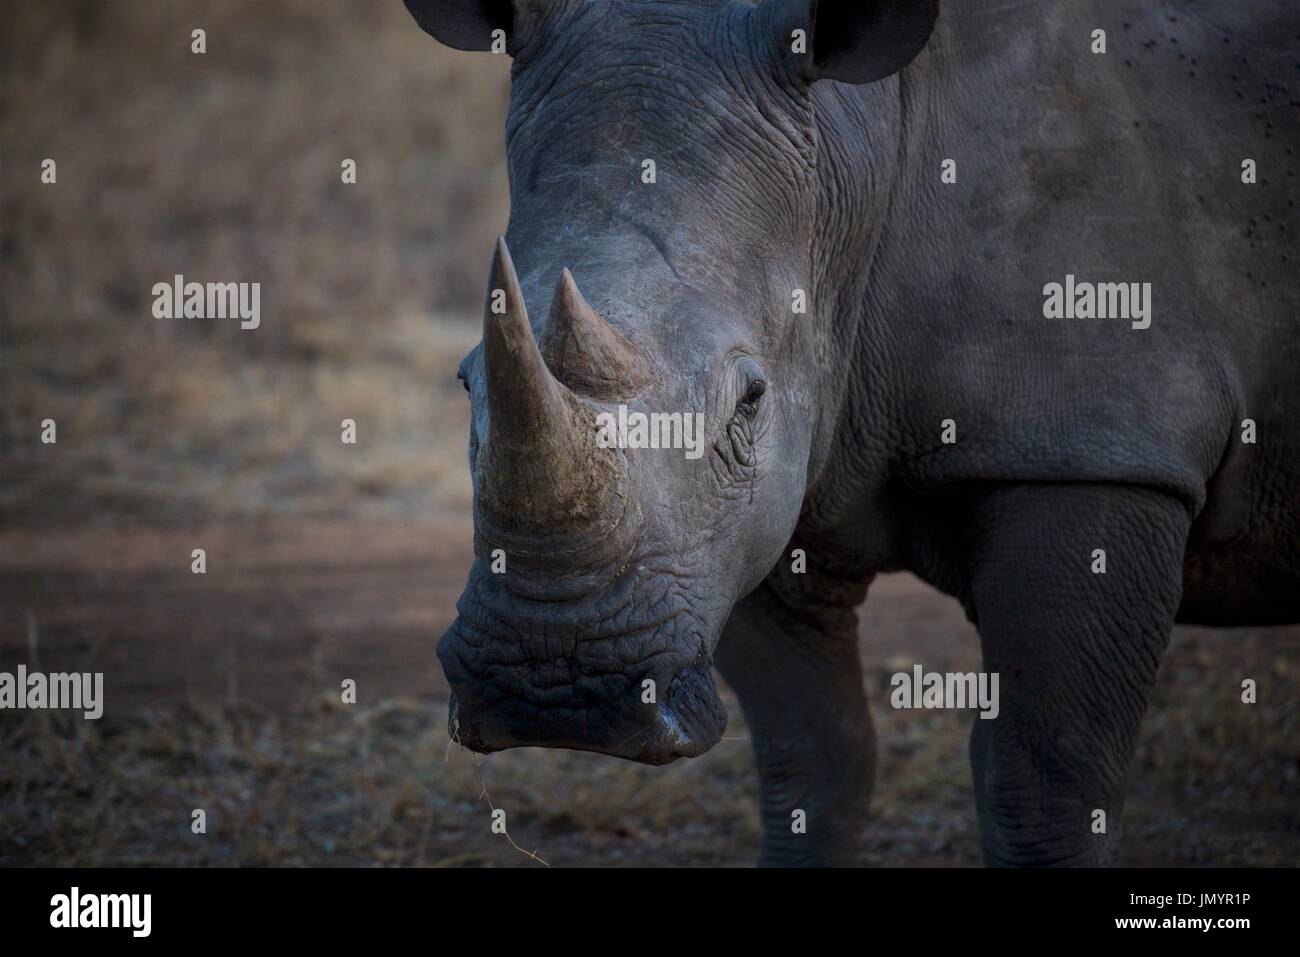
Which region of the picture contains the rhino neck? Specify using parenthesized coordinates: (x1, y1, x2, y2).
(803, 70, 929, 493)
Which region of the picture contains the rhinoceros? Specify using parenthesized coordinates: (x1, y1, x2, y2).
(403, 0, 1300, 865)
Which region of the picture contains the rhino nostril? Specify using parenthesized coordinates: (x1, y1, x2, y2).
(655, 700, 692, 749)
(646, 660, 728, 760)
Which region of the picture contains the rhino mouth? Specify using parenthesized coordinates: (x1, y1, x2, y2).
(440, 619, 727, 765)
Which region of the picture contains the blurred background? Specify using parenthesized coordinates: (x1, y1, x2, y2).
(1, 0, 1296, 867)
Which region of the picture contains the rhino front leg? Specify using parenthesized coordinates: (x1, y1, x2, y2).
(715, 573, 874, 866)
(964, 483, 1190, 866)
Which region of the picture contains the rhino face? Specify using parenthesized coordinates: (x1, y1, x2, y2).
(406, 0, 936, 762)
(442, 232, 805, 763)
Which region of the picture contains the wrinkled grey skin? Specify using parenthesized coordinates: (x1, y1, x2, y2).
(405, 0, 1300, 865)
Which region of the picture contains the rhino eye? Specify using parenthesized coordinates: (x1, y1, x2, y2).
(738, 379, 766, 416)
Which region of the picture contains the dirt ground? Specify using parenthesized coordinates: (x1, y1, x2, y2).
(2, 518, 1296, 867)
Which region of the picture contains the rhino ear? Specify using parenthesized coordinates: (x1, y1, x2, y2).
(402, 0, 513, 52)
(772, 0, 938, 85)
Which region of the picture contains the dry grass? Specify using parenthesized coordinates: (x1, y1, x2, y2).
(2, 0, 506, 524)
(3, 627, 1294, 867)
(3, 314, 479, 522)
(0, 693, 761, 868)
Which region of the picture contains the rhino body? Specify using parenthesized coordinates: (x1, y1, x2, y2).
(405, 0, 1300, 865)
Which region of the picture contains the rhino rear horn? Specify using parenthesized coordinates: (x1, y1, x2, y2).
(540, 268, 652, 400)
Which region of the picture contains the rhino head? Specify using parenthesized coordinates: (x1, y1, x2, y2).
(405, 0, 937, 763)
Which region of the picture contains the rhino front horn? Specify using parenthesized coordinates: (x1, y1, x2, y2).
(478, 237, 622, 532)
(541, 267, 652, 400)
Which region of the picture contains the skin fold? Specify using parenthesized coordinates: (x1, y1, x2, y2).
(404, 0, 1300, 865)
